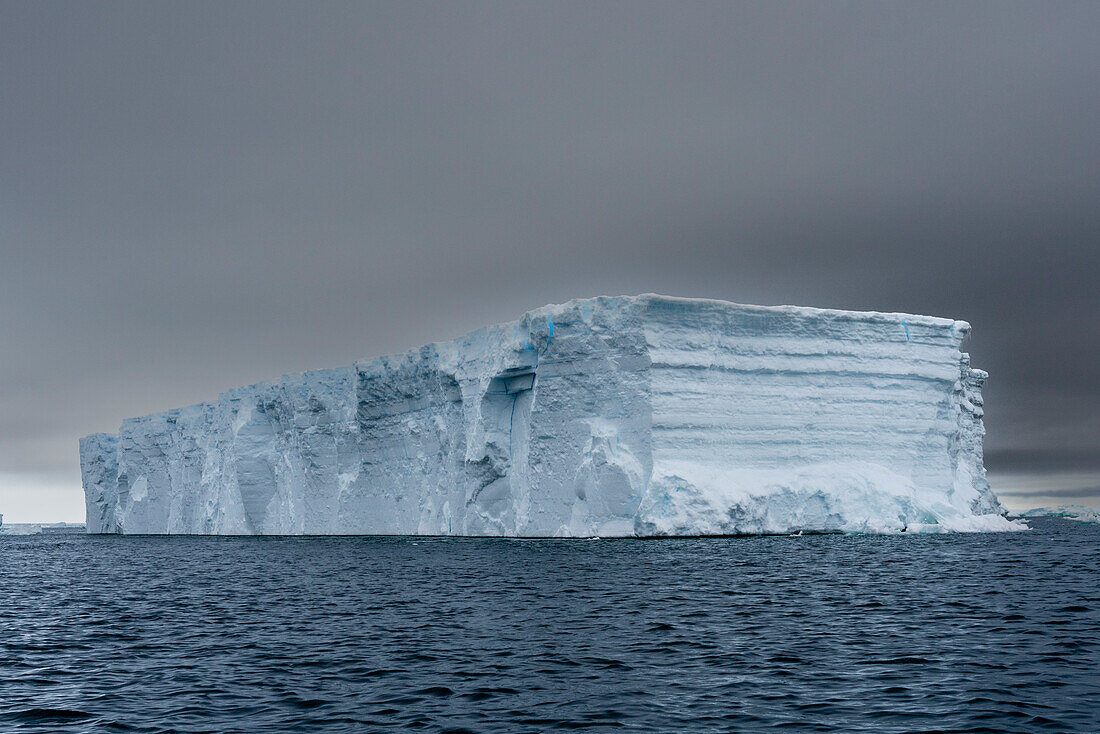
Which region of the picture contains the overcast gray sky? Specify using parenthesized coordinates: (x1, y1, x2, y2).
(2, 1, 1098, 521)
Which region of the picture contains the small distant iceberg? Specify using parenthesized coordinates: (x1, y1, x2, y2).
(0, 522, 87, 536)
(1018, 506, 1100, 524)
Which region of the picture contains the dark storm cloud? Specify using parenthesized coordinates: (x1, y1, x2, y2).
(1, 2, 1098, 511)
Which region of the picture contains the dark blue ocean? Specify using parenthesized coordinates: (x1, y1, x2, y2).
(2, 518, 1098, 733)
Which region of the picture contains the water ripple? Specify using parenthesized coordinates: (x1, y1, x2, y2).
(1, 517, 1098, 732)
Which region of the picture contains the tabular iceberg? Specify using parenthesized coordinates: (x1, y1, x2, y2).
(1019, 506, 1100, 524)
(80, 295, 1022, 535)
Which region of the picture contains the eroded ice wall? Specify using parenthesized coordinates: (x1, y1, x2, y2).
(335, 299, 652, 537)
(635, 299, 1009, 534)
(80, 295, 1017, 535)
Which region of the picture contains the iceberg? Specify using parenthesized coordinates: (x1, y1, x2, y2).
(80, 295, 1023, 535)
(1018, 506, 1100, 524)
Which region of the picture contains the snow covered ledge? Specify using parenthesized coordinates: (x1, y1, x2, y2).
(80, 295, 1025, 535)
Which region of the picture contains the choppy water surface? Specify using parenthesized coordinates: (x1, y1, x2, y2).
(2, 519, 1098, 733)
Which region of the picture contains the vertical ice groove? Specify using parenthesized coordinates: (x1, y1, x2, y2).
(80, 295, 1022, 535)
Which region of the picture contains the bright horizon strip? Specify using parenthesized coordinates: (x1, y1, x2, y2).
(0, 471, 85, 524)
(988, 470, 1100, 513)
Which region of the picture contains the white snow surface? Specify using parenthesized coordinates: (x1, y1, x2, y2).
(80, 294, 1022, 535)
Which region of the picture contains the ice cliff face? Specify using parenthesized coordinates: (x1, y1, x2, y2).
(80, 295, 1021, 535)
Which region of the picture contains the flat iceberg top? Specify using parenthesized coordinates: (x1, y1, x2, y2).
(548, 294, 967, 329)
